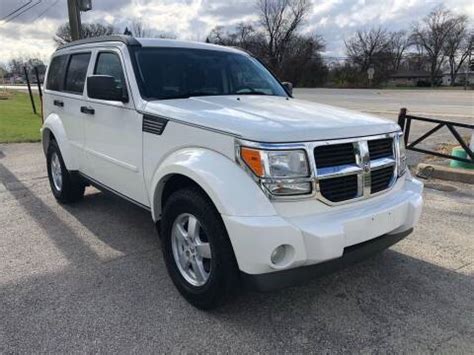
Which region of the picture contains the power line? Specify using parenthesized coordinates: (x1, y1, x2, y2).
(0, 1, 32, 21)
(3, 0, 42, 24)
(32, 0, 60, 22)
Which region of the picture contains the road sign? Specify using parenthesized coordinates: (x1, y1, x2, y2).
(367, 67, 375, 80)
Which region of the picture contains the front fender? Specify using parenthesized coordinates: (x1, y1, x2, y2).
(42, 113, 77, 170)
(150, 148, 277, 221)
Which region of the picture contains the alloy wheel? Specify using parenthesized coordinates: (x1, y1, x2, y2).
(171, 213, 212, 286)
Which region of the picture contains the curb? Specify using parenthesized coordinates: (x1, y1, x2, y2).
(417, 162, 474, 184)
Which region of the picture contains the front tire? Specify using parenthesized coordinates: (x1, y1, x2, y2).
(161, 187, 240, 309)
(47, 140, 85, 203)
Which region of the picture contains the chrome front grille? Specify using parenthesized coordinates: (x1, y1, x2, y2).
(314, 134, 398, 204)
(319, 174, 359, 202)
(314, 143, 356, 168)
(368, 138, 394, 159)
(371, 166, 395, 193)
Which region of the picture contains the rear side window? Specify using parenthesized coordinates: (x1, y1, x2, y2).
(46, 55, 68, 91)
(64, 53, 91, 94)
(94, 52, 126, 91)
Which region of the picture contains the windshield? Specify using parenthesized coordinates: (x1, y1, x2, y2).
(133, 47, 288, 100)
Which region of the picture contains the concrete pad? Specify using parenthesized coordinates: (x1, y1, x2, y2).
(418, 162, 474, 184)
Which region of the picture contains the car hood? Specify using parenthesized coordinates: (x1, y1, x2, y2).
(144, 95, 400, 142)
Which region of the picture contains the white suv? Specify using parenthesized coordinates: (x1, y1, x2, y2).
(42, 36, 423, 309)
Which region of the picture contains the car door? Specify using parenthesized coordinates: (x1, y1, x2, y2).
(82, 48, 148, 206)
(46, 52, 91, 167)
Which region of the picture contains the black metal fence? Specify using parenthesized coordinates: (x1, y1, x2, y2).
(398, 108, 474, 164)
(23, 65, 43, 121)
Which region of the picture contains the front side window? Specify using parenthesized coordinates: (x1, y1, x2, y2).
(46, 55, 68, 91)
(64, 53, 91, 94)
(94, 52, 126, 91)
(133, 47, 287, 100)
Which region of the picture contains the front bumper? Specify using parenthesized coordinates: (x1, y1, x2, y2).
(222, 175, 423, 283)
(241, 228, 413, 291)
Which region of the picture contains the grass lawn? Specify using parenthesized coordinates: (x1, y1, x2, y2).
(0, 91, 42, 143)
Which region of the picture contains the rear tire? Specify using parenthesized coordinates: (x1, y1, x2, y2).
(161, 187, 240, 309)
(47, 139, 85, 203)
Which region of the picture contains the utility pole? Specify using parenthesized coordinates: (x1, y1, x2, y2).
(67, 0, 92, 41)
(67, 0, 81, 41)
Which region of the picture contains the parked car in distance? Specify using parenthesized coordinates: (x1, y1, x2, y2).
(41, 36, 423, 309)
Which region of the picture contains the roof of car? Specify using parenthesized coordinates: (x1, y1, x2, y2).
(56, 35, 244, 54)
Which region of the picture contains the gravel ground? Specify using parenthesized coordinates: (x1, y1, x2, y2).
(0, 142, 473, 353)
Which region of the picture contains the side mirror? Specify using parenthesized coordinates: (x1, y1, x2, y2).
(282, 81, 293, 96)
(87, 75, 128, 102)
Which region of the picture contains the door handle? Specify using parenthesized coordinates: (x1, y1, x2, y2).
(80, 106, 95, 115)
(53, 100, 64, 107)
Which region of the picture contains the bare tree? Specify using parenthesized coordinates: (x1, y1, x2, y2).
(131, 19, 150, 37)
(0, 64, 7, 78)
(443, 16, 472, 85)
(328, 62, 364, 87)
(281, 33, 327, 86)
(387, 31, 411, 72)
(399, 52, 431, 72)
(257, 0, 311, 74)
(6, 57, 46, 81)
(345, 27, 390, 72)
(126, 18, 176, 39)
(207, 26, 227, 45)
(206, 21, 326, 86)
(411, 6, 462, 86)
(208, 0, 325, 86)
(7, 58, 26, 77)
(54, 23, 115, 45)
(208, 22, 264, 54)
(235, 23, 257, 45)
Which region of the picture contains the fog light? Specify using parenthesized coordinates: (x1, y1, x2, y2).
(271, 245, 286, 265)
(270, 244, 295, 267)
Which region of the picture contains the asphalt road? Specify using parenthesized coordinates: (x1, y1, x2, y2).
(294, 88, 474, 166)
(0, 143, 473, 353)
(294, 88, 474, 121)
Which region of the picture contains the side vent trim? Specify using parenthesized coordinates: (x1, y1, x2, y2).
(143, 114, 168, 135)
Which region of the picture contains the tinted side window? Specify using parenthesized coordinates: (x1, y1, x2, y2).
(94, 52, 125, 90)
(46, 55, 67, 91)
(64, 53, 91, 94)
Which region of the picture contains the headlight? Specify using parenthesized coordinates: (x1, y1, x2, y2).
(239, 147, 311, 196)
(398, 134, 407, 176)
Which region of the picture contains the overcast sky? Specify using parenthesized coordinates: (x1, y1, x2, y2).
(0, 0, 472, 64)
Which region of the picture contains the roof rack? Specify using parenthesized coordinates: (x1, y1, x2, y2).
(56, 35, 141, 50)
